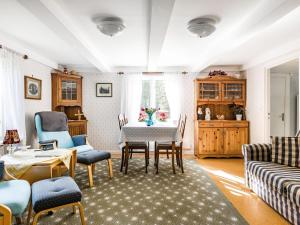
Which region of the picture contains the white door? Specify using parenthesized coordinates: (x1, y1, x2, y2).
(270, 76, 286, 136)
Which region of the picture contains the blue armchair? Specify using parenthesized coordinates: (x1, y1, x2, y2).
(35, 112, 113, 187)
(0, 160, 31, 225)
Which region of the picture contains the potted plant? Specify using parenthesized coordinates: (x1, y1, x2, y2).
(229, 104, 244, 121)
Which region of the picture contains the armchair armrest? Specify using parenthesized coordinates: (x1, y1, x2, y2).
(72, 135, 87, 147)
(0, 204, 12, 225)
(242, 143, 272, 163)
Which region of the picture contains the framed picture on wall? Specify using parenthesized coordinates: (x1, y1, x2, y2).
(96, 83, 112, 97)
(24, 76, 42, 100)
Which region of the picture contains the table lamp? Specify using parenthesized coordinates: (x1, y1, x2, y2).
(3, 129, 20, 155)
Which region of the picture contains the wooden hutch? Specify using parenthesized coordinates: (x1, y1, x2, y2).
(194, 75, 249, 158)
(51, 70, 87, 136)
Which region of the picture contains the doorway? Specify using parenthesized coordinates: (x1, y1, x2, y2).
(269, 59, 299, 137)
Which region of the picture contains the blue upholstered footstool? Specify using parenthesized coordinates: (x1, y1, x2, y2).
(77, 150, 113, 187)
(29, 177, 86, 225)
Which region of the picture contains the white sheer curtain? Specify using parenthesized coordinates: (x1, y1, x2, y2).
(164, 72, 183, 120)
(0, 48, 26, 141)
(120, 73, 143, 123)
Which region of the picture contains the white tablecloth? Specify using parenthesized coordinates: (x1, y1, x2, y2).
(119, 121, 181, 143)
(0, 149, 72, 178)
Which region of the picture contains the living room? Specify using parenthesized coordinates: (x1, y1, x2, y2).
(1, 0, 300, 225)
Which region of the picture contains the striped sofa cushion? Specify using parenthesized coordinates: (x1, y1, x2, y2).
(285, 182, 300, 207)
(271, 137, 300, 167)
(247, 161, 300, 194)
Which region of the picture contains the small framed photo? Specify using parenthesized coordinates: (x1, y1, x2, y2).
(24, 76, 42, 100)
(96, 83, 112, 97)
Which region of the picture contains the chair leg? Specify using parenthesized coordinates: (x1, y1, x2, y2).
(155, 148, 159, 174)
(144, 147, 148, 173)
(166, 149, 169, 159)
(92, 163, 96, 174)
(16, 216, 22, 224)
(73, 205, 76, 214)
(107, 159, 113, 178)
(32, 212, 41, 225)
(130, 149, 133, 159)
(120, 148, 124, 172)
(87, 165, 94, 187)
(180, 148, 184, 173)
(77, 203, 86, 225)
(27, 201, 32, 225)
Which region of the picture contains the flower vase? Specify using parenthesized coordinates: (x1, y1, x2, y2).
(146, 113, 154, 126)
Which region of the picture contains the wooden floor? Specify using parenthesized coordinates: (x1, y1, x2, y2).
(197, 158, 290, 225)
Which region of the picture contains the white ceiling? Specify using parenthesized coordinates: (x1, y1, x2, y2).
(271, 58, 299, 74)
(1, 0, 300, 72)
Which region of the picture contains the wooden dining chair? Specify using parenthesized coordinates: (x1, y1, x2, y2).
(118, 114, 149, 173)
(155, 114, 187, 174)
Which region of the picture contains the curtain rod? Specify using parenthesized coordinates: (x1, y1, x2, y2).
(0, 44, 28, 60)
(117, 71, 190, 75)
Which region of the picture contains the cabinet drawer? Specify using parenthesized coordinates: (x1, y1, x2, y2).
(199, 122, 223, 128)
(223, 121, 248, 128)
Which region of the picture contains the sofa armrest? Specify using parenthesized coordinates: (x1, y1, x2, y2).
(0, 204, 12, 225)
(242, 143, 272, 163)
(72, 135, 87, 147)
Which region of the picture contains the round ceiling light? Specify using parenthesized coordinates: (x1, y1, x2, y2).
(187, 17, 217, 38)
(94, 16, 125, 37)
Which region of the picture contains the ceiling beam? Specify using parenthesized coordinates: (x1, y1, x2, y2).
(17, 0, 111, 72)
(147, 0, 175, 71)
(192, 0, 300, 72)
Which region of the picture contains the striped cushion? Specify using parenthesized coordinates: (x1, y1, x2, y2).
(242, 144, 271, 162)
(285, 182, 300, 207)
(271, 137, 300, 167)
(247, 161, 300, 194)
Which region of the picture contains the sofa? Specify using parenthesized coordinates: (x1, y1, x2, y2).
(243, 140, 300, 225)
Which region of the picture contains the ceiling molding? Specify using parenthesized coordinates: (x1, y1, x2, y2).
(147, 0, 175, 71)
(192, 0, 300, 72)
(0, 30, 58, 68)
(17, 0, 111, 72)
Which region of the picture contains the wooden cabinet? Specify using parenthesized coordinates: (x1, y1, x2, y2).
(198, 127, 223, 155)
(196, 76, 246, 105)
(197, 121, 249, 158)
(194, 75, 249, 158)
(52, 71, 87, 135)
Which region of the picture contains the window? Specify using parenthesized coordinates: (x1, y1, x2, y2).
(141, 75, 170, 112)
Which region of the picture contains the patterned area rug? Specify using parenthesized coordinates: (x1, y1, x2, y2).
(37, 158, 248, 225)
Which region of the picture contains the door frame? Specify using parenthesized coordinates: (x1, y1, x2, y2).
(265, 57, 300, 141)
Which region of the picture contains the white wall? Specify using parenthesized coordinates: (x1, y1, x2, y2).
(246, 56, 300, 143)
(23, 59, 52, 147)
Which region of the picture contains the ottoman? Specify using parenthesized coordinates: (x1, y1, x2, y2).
(77, 150, 113, 187)
(29, 176, 86, 225)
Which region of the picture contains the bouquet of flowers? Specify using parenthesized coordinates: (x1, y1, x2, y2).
(145, 107, 158, 115)
(157, 111, 168, 121)
(138, 108, 147, 121)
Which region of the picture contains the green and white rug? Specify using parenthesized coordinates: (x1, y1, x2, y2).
(38, 158, 248, 225)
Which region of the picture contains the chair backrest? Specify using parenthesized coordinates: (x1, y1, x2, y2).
(35, 113, 74, 148)
(179, 114, 187, 139)
(118, 114, 128, 130)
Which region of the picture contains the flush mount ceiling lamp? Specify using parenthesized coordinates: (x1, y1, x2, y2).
(187, 17, 217, 38)
(94, 16, 125, 37)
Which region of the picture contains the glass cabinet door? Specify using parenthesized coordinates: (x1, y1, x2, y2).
(199, 82, 220, 101)
(222, 83, 244, 101)
(61, 80, 78, 100)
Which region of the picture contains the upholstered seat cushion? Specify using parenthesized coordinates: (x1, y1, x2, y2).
(77, 150, 111, 165)
(0, 180, 31, 216)
(156, 141, 181, 148)
(75, 144, 93, 154)
(285, 182, 300, 207)
(32, 177, 81, 213)
(247, 161, 300, 194)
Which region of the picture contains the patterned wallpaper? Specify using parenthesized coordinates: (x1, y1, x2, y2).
(82, 73, 196, 151)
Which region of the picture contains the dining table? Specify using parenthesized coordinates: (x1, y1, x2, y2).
(120, 120, 181, 174)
